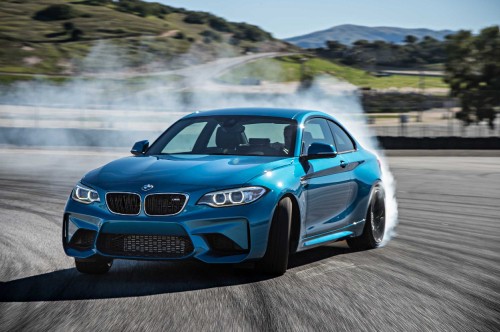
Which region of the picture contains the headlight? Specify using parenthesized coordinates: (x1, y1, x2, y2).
(72, 183, 100, 204)
(197, 186, 267, 207)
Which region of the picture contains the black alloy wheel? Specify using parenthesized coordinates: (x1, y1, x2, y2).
(347, 185, 386, 250)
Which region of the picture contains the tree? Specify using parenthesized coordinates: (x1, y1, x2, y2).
(322, 40, 347, 59)
(353, 39, 369, 47)
(417, 36, 446, 63)
(444, 26, 500, 128)
(404, 35, 418, 44)
(326, 40, 346, 52)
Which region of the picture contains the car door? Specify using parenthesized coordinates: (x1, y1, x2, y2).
(301, 118, 355, 237)
(327, 119, 362, 219)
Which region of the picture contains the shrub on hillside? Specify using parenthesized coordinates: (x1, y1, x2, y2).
(183, 12, 209, 24)
(200, 30, 222, 43)
(173, 31, 185, 40)
(116, 0, 173, 17)
(208, 17, 232, 32)
(63, 22, 75, 31)
(71, 28, 84, 41)
(233, 23, 271, 42)
(83, 0, 111, 5)
(33, 4, 77, 21)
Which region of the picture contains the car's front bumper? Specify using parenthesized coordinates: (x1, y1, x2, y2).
(63, 193, 277, 264)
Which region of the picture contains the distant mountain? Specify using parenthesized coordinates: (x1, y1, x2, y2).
(285, 24, 456, 48)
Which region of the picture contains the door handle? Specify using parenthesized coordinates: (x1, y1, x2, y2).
(340, 160, 348, 168)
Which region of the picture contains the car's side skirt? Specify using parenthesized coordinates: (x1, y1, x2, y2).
(296, 218, 365, 251)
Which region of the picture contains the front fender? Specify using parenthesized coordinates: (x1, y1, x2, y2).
(245, 159, 306, 254)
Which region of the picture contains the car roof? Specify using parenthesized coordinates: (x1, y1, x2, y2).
(183, 107, 333, 121)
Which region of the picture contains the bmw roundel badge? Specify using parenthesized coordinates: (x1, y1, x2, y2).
(141, 184, 154, 191)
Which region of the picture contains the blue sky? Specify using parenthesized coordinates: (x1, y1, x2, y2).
(153, 0, 500, 38)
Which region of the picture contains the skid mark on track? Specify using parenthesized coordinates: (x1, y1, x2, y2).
(294, 260, 358, 279)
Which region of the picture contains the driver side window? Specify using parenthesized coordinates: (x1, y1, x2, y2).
(302, 118, 336, 154)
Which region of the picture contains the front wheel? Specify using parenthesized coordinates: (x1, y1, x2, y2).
(347, 185, 385, 250)
(75, 257, 113, 274)
(258, 197, 292, 276)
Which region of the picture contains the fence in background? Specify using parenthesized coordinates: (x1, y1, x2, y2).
(367, 108, 500, 137)
(1, 104, 499, 140)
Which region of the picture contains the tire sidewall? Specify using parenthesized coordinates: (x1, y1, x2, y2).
(259, 197, 293, 275)
(367, 183, 385, 247)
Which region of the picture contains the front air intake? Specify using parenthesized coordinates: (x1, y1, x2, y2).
(106, 193, 141, 215)
(68, 229, 96, 250)
(204, 233, 249, 256)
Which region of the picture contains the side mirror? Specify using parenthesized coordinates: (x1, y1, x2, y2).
(131, 140, 149, 156)
(302, 143, 337, 161)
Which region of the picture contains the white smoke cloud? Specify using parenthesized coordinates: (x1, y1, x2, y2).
(0, 42, 398, 243)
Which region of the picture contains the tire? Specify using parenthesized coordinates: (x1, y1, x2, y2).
(347, 184, 385, 251)
(258, 197, 293, 276)
(75, 257, 113, 274)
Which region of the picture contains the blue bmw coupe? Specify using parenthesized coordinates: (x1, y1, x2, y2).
(63, 108, 385, 275)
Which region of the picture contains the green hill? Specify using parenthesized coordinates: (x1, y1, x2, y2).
(0, 0, 293, 75)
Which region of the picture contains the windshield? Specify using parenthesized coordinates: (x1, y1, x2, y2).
(147, 116, 297, 157)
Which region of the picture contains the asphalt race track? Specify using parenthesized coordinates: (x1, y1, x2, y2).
(0, 149, 499, 331)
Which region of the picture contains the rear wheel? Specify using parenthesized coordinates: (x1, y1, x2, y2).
(258, 197, 292, 276)
(75, 257, 113, 274)
(347, 185, 385, 250)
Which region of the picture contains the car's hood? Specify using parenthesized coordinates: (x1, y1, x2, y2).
(82, 154, 293, 192)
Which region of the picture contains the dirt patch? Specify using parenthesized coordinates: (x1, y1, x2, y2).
(159, 30, 180, 38)
(23, 56, 42, 65)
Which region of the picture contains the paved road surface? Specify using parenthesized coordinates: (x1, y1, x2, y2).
(0, 150, 498, 331)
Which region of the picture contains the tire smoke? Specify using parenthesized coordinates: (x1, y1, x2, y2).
(0, 43, 398, 243)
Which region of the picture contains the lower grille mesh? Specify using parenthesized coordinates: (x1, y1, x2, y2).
(97, 234, 194, 258)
